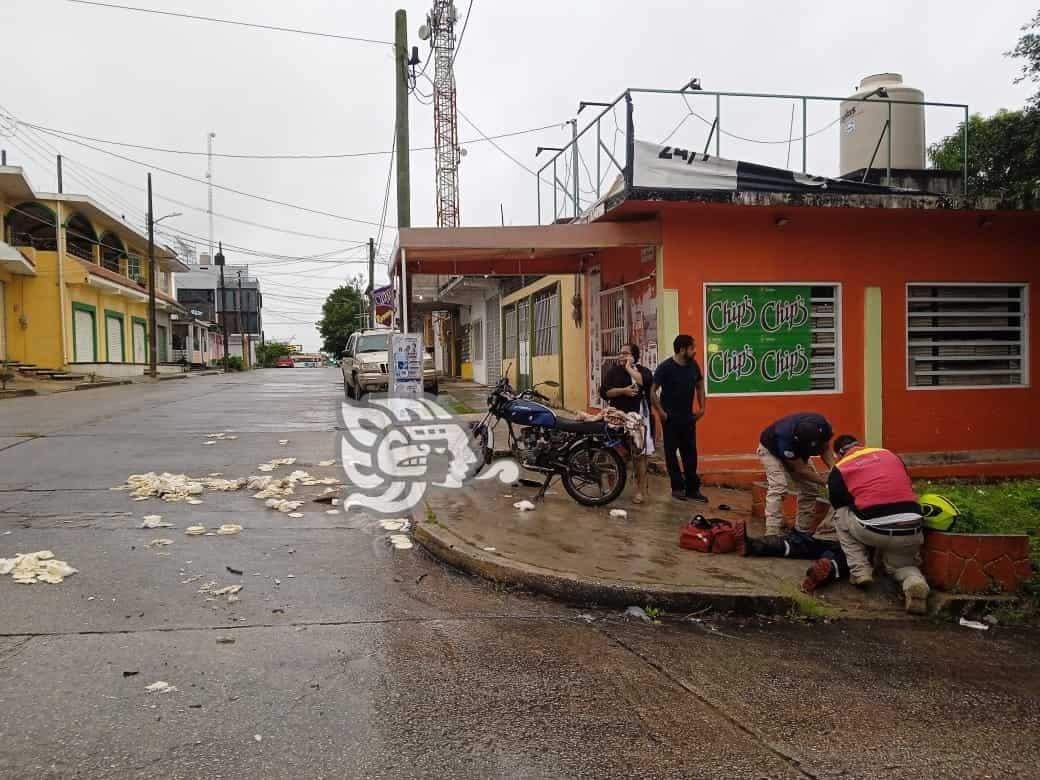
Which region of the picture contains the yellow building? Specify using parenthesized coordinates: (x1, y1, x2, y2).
(0, 166, 187, 374)
(500, 275, 586, 411)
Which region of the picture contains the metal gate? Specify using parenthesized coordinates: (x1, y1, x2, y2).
(106, 315, 124, 362)
(517, 298, 531, 391)
(485, 295, 501, 386)
(133, 321, 147, 363)
(157, 325, 167, 362)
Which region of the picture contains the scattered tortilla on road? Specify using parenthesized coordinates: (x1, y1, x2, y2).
(145, 681, 176, 694)
(217, 524, 243, 535)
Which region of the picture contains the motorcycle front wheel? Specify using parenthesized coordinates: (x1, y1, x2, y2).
(560, 445, 627, 506)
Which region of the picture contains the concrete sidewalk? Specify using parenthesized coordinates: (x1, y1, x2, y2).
(417, 471, 923, 619)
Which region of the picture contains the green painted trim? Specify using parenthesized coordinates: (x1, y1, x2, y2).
(864, 287, 883, 447)
(104, 309, 126, 363)
(71, 301, 98, 362)
(132, 316, 148, 362)
(156, 324, 168, 362)
(660, 289, 679, 359)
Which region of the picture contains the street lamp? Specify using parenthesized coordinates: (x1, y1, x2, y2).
(146, 170, 183, 378)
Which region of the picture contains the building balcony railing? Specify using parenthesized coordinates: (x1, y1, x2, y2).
(536, 87, 970, 225)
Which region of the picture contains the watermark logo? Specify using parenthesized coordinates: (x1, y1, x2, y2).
(338, 394, 518, 516)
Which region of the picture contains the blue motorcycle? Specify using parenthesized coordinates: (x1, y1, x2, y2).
(472, 374, 627, 506)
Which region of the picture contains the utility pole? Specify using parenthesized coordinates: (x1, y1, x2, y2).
(395, 9, 412, 333)
(147, 173, 158, 377)
(236, 269, 246, 369)
(395, 10, 411, 230)
(368, 237, 376, 328)
(206, 132, 216, 260)
(216, 242, 228, 372)
(569, 118, 579, 218)
(57, 155, 63, 193)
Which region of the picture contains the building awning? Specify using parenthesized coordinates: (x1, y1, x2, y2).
(391, 221, 661, 277)
(0, 240, 36, 276)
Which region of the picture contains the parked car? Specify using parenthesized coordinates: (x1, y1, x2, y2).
(275, 356, 295, 368)
(340, 328, 438, 398)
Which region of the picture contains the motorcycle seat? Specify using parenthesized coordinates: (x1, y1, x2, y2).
(554, 417, 607, 435)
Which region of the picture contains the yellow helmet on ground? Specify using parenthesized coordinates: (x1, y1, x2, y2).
(919, 494, 961, 531)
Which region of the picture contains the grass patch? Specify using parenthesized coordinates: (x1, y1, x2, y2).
(914, 479, 1040, 565)
(443, 401, 477, 415)
(915, 478, 1040, 615)
(779, 584, 831, 620)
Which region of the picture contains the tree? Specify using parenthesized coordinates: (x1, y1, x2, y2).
(928, 109, 1040, 201)
(926, 11, 1040, 201)
(255, 340, 294, 368)
(1007, 10, 1040, 106)
(317, 278, 366, 356)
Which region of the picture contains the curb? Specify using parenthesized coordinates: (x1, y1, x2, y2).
(412, 520, 795, 616)
(0, 389, 37, 399)
(73, 380, 133, 391)
(157, 374, 188, 381)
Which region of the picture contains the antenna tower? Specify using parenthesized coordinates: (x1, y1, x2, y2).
(426, 1, 460, 227)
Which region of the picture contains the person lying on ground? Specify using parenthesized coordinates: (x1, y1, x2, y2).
(746, 512, 850, 594)
(756, 412, 835, 537)
(828, 434, 930, 615)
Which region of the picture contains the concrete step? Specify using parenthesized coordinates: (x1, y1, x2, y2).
(50, 373, 86, 381)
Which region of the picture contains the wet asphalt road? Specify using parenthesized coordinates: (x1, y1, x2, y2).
(0, 368, 1038, 779)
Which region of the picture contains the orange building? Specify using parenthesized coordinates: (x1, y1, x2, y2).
(592, 195, 1038, 479)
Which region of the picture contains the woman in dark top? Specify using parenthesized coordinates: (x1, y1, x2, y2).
(600, 343, 655, 503)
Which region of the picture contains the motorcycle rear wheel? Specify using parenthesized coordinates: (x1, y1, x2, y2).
(561, 445, 627, 506)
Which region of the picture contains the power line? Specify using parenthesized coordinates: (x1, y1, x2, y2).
(25, 123, 394, 227)
(16, 118, 567, 160)
(66, 1, 393, 45)
(452, 0, 474, 65)
(59, 155, 377, 243)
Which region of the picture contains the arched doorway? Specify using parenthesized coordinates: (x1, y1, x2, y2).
(65, 212, 96, 261)
(6, 202, 57, 250)
(99, 231, 126, 273)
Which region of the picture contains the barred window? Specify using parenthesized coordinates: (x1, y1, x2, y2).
(809, 285, 840, 391)
(600, 288, 626, 362)
(472, 319, 484, 361)
(127, 254, 142, 280)
(907, 284, 1027, 388)
(533, 286, 559, 356)
(503, 305, 517, 359)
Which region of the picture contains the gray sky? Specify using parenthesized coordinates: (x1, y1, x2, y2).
(3, 0, 1036, 350)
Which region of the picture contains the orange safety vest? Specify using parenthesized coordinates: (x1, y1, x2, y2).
(834, 446, 918, 516)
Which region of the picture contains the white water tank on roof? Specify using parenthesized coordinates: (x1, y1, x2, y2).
(839, 73, 925, 178)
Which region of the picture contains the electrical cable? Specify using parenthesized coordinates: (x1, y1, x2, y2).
(677, 93, 841, 145)
(14, 117, 567, 160)
(25, 124, 395, 227)
(451, 0, 474, 66)
(66, 1, 393, 45)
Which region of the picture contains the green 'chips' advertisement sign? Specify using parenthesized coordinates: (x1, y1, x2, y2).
(705, 285, 813, 394)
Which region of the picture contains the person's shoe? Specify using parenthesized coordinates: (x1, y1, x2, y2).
(687, 492, 709, 503)
(801, 558, 835, 593)
(903, 576, 930, 615)
(850, 573, 874, 588)
(671, 491, 688, 501)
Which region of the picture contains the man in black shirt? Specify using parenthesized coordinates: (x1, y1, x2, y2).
(601, 343, 654, 503)
(652, 334, 708, 502)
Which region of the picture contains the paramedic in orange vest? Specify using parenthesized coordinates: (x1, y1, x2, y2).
(827, 435, 931, 615)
